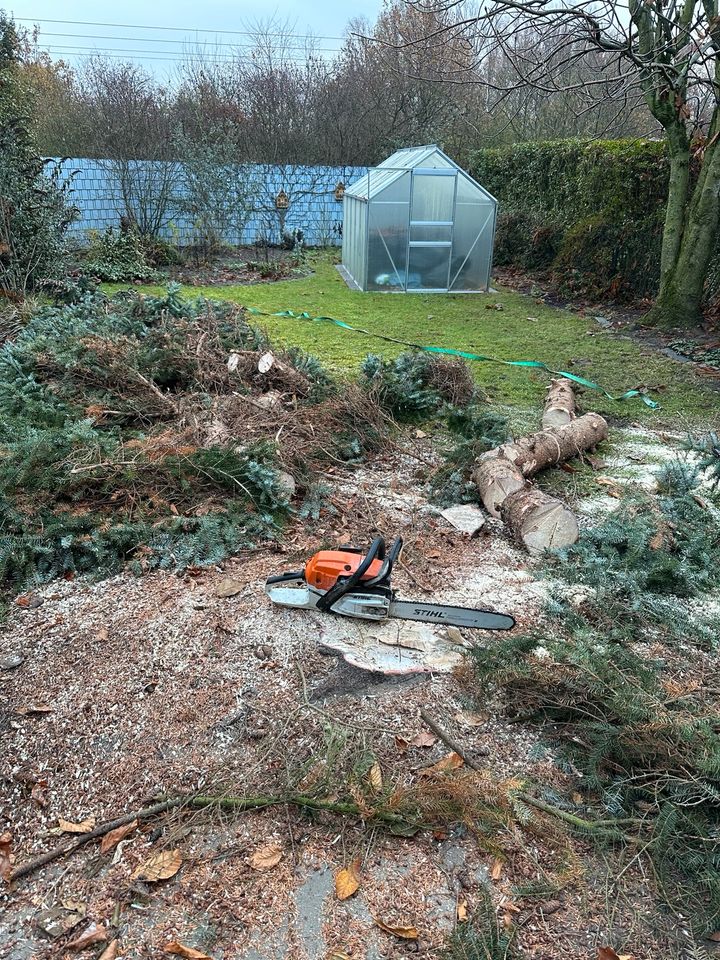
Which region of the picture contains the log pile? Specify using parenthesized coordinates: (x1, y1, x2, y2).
(473, 379, 608, 554)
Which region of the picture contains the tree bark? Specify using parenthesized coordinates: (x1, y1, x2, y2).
(542, 377, 577, 429)
(645, 116, 720, 329)
(501, 485, 579, 555)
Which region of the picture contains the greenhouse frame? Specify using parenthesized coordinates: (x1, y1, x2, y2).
(340, 145, 497, 293)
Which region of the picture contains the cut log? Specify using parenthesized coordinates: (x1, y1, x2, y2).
(542, 378, 577, 429)
(494, 413, 608, 479)
(501, 486, 579, 554)
(474, 453, 526, 518)
(472, 411, 608, 552)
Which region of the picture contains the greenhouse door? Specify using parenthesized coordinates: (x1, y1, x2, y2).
(406, 169, 456, 291)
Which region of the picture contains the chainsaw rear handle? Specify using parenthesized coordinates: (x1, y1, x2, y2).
(365, 536, 403, 587)
(316, 536, 385, 612)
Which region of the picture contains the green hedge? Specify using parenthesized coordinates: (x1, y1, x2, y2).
(469, 139, 670, 299)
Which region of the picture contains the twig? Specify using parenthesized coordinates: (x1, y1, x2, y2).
(516, 793, 641, 835)
(419, 708, 489, 767)
(10, 797, 178, 882)
(11, 790, 421, 884)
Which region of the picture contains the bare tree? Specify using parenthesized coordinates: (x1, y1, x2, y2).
(82, 59, 179, 236)
(376, 0, 720, 327)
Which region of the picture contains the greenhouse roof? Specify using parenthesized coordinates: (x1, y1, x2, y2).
(345, 144, 456, 200)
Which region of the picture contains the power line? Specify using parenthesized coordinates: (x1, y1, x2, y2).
(41, 43, 342, 58)
(14, 16, 346, 42)
(39, 47, 329, 65)
(36, 31, 341, 52)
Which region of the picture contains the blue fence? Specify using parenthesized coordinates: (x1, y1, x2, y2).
(55, 158, 369, 247)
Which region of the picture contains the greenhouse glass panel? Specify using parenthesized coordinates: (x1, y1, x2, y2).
(341, 145, 497, 293)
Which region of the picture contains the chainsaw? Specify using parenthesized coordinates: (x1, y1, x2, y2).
(265, 536, 515, 631)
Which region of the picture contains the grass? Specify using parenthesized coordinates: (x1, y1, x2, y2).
(108, 253, 720, 430)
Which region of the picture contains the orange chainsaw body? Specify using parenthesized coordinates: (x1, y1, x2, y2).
(305, 550, 384, 592)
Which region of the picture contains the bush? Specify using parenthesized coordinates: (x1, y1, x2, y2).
(470, 138, 669, 300)
(82, 227, 159, 282)
(361, 351, 479, 420)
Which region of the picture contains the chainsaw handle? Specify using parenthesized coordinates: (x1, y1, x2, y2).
(365, 537, 403, 587)
(316, 536, 385, 612)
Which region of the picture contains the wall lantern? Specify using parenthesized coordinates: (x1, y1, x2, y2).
(334, 181, 345, 202)
(275, 189, 289, 210)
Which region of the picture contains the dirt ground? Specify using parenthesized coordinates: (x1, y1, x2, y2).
(0, 431, 697, 960)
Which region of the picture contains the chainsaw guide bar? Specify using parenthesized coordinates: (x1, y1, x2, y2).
(265, 536, 515, 632)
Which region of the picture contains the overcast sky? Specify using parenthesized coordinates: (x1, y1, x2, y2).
(8, 0, 383, 76)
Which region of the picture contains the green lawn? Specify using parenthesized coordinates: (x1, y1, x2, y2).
(110, 255, 719, 429)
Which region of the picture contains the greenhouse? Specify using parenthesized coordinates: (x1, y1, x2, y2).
(340, 144, 497, 293)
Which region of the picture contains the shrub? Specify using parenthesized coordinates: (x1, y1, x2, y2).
(82, 227, 158, 282)
(470, 138, 668, 300)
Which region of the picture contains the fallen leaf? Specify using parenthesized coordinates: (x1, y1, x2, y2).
(328, 953, 352, 960)
(58, 817, 96, 834)
(410, 730, 437, 748)
(335, 860, 361, 900)
(31, 781, 48, 807)
(15, 593, 43, 609)
(373, 917, 418, 939)
(367, 762, 383, 793)
(67, 923, 107, 950)
(214, 578, 244, 598)
(395, 735, 409, 752)
(418, 751, 464, 776)
(164, 943, 213, 959)
(250, 843, 283, 871)
(490, 857, 503, 881)
(538, 899, 562, 915)
(595, 476, 623, 499)
(131, 848, 182, 882)
(597, 949, 622, 960)
(455, 710, 487, 727)
(98, 941, 119, 960)
(708, 932, 720, 942)
(15, 703, 53, 716)
(0, 832, 12, 882)
(100, 819, 138, 855)
(457, 900, 468, 922)
(227, 352, 241, 373)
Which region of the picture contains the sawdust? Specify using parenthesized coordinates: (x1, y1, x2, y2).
(0, 427, 699, 959)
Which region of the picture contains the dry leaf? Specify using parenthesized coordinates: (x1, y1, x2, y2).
(597, 949, 630, 960)
(164, 942, 213, 959)
(58, 816, 96, 834)
(100, 819, 138, 855)
(15, 702, 53, 716)
(335, 860, 361, 900)
(227, 352, 240, 373)
(214, 578, 244, 598)
(457, 900, 468, 922)
(67, 923, 107, 950)
(596, 477, 623, 499)
(490, 857, 503, 881)
(132, 848, 182, 882)
(708, 932, 720, 942)
(455, 710, 487, 727)
(250, 843, 283, 871)
(0, 832, 12, 883)
(410, 730, 437, 748)
(418, 751, 464, 776)
(374, 917, 419, 939)
(98, 941, 119, 960)
(367, 762, 383, 793)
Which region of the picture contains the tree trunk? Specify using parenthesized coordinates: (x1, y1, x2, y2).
(658, 122, 691, 280)
(645, 122, 720, 329)
(472, 412, 608, 552)
(501, 486, 579, 555)
(542, 377, 577, 429)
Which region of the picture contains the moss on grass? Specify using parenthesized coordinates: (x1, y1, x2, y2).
(107, 254, 719, 430)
